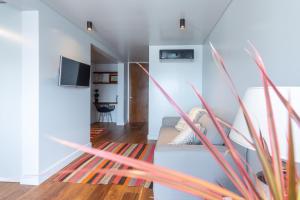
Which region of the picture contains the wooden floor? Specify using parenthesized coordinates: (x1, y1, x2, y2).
(92, 122, 150, 146)
(0, 123, 154, 200)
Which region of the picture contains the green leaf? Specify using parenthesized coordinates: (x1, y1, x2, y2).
(287, 107, 297, 200)
(297, 182, 300, 200)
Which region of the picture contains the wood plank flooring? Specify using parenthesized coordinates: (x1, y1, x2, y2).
(0, 123, 154, 200)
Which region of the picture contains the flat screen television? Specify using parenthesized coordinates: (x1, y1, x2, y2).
(59, 56, 91, 87)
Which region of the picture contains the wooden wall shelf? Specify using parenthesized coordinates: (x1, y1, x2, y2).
(93, 71, 118, 75)
(93, 71, 118, 84)
(93, 82, 118, 85)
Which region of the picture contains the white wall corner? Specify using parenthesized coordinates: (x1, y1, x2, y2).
(21, 142, 91, 185)
(117, 63, 125, 125)
(20, 175, 40, 186)
(148, 134, 158, 140)
(21, 10, 40, 186)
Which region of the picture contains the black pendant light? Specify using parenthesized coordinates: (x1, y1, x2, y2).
(180, 18, 185, 30)
(87, 21, 93, 31)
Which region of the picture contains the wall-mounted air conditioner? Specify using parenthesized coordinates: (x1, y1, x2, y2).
(159, 49, 194, 61)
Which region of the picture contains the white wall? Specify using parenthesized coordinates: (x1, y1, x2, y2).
(149, 45, 203, 139)
(21, 10, 40, 185)
(203, 0, 300, 173)
(36, 2, 120, 184)
(124, 63, 129, 124)
(0, 5, 22, 182)
(117, 63, 125, 125)
(203, 0, 300, 123)
(0, 1, 120, 184)
(37, 2, 91, 183)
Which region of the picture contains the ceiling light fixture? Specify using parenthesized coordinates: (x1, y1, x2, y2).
(87, 21, 93, 31)
(180, 18, 185, 30)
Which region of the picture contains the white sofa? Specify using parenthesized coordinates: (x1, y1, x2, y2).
(154, 117, 238, 200)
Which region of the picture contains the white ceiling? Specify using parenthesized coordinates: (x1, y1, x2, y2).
(91, 45, 118, 64)
(13, 0, 232, 62)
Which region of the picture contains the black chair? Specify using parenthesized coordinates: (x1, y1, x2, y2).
(95, 103, 115, 122)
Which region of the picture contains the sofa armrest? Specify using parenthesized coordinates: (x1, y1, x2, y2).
(154, 145, 232, 181)
(161, 117, 180, 128)
(155, 144, 226, 152)
(154, 145, 236, 200)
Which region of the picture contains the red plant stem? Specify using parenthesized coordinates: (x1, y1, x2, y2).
(210, 44, 281, 199)
(262, 76, 285, 199)
(216, 118, 254, 148)
(191, 85, 261, 200)
(245, 42, 300, 127)
(238, 99, 280, 199)
(286, 104, 298, 200)
(246, 42, 290, 199)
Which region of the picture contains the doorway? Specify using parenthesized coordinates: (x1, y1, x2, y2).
(129, 63, 149, 123)
(90, 45, 119, 143)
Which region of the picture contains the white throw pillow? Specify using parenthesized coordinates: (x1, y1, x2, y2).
(169, 124, 205, 145)
(198, 113, 224, 145)
(175, 107, 206, 131)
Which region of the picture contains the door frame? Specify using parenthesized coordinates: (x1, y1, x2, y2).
(126, 62, 149, 124)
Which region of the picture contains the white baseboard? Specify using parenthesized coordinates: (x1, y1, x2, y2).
(20, 142, 92, 185)
(20, 175, 40, 185)
(0, 177, 19, 183)
(148, 134, 158, 140)
(117, 121, 125, 126)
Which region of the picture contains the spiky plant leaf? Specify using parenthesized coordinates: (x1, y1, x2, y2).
(210, 44, 282, 199)
(287, 104, 297, 200)
(297, 182, 300, 200)
(246, 42, 300, 128)
(191, 85, 261, 199)
(51, 137, 243, 199)
(136, 63, 250, 198)
(246, 44, 285, 199)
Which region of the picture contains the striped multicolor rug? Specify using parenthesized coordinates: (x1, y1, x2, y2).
(54, 142, 156, 188)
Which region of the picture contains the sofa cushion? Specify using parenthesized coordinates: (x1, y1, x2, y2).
(198, 113, 224, 145)
(157, 127, 181, 145)
(175, 107, 206, 131)
(169, 124, 205, 145)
